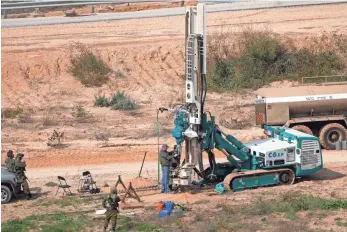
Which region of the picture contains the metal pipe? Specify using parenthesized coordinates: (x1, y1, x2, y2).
(138, 151, 147, 177)
(156, 109, 160, 185)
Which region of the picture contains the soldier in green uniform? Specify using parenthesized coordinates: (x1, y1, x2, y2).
(15, 153, 32, 200)
(102, 187, 120, 232)
(159, 144, 177, 193)
(5, 150, 15, 173)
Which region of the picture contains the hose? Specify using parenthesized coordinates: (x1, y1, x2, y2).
(156, 109, 160, 185)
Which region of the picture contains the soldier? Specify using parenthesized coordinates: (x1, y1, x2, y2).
(159, 144, 177, 193)
(102, 187, 120, 232)
(15, 153, 32, 200)
(5, 150, 15, 173)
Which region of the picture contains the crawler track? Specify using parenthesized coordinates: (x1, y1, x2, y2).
(223, 168, 295, 191)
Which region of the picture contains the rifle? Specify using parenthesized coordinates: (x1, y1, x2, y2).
(108, 198, 119, 212)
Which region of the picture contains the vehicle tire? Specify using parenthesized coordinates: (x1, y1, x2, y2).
(292, 125, 313, 135)
(1, 185, 12, 204)
(319, 123, 346, 150)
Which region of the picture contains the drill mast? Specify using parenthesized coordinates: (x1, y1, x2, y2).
(179, 4, 207, 185)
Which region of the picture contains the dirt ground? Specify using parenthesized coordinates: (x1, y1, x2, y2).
(2, 3, 347, 168)
(1, 151, 347, 232)
(1, 3, 347, 231)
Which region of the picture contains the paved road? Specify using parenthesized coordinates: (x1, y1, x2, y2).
(2, 0, 347, 28)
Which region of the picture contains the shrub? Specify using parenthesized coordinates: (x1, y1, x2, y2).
(115, 70, 125, 79)
(94, 132, 110, 145)
(42, 111, 58, 126)
(207, 29, 346, 91)
(2, 108, 24, 119)
(68, 43, 111, 87)
(71, 104, 91, 122)
(109, 91, 137, 111)
(94, 94, 109, 107)
(47, 130, 64, 147)
(93, 92, 137, 111)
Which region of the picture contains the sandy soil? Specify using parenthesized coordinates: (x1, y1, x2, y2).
(2, 3, 347, 169)
(1, 5, 347, 227)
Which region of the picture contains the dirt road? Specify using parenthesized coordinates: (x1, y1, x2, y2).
(25, 150, 347, 190)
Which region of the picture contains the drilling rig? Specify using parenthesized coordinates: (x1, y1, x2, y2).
(159, 3, 323, 192)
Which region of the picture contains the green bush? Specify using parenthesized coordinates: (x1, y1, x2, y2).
(93, 92, 137, 111)
(109, 91, 137, 111)
(68, 43, 111, 87)
(2, 108, 24, 119)
(94, 94, 109, 107)
(207, 29, 346, 91)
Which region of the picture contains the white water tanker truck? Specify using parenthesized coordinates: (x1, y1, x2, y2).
(255, 84, 347, 149)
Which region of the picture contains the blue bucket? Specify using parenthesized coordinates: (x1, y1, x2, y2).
(158, 210, 171, 217)
(164, 201, 175, 212)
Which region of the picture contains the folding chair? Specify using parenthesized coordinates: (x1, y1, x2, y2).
(77, 171, 99, 194)
(56, 176, 72, 196)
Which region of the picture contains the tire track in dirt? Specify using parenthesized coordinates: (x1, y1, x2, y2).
(135, 46, 169, 95)
(165, 44, 184, 74)
(138, 48, 157, 82)
(163, 48, 184, 81)
(132, 52, 152, 89)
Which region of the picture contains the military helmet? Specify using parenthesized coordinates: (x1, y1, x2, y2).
(7, 150, 14, 157)
(16, 153, 24, 158)
(161, 144, 169, 151)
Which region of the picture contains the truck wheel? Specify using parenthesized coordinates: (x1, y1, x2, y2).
(292, 125, 313, 135)
(1, 185, 12, 204)
(319, 123, 346, 150)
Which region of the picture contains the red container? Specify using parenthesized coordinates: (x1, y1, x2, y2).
(157, 202, 165, 212)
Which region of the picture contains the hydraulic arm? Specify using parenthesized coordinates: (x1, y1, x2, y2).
(159, 3, 322, 192)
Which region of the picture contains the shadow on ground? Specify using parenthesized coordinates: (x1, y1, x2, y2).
(306, 168, 345, 181)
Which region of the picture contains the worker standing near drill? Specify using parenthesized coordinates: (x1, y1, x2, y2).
(5, 150, 15, 173)
(159, 144, 177, 193)
(15, 153, 33, 200)
(102, 187, 120, 232)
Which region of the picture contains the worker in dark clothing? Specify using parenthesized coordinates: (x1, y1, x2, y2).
(159, 144, 176, 193)
(15, 153, 32, 200)
(102, 187, 121, 232)
(5, 150, 15, 173)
